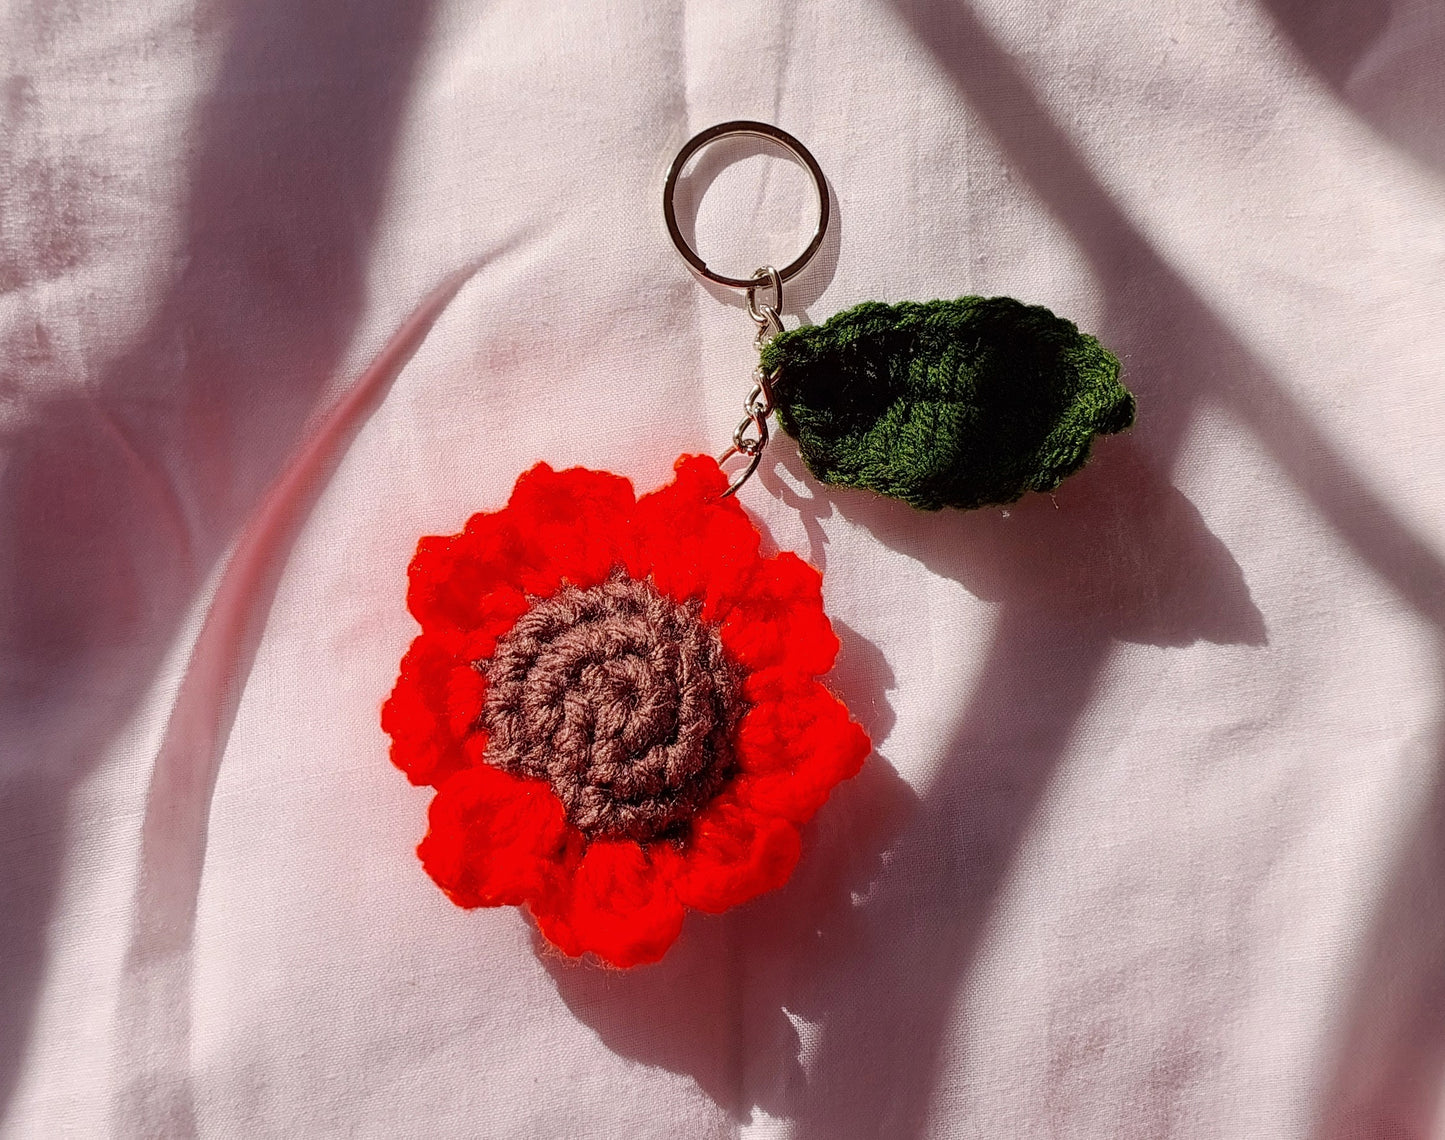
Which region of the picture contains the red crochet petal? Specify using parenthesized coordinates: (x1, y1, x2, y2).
(502, 463, 636, 597)
(529, 840, 686, 968)
(719, 552, 839, 679)
(381, 634, 474, 787)
(623, 455, 761, 623)
(405, 463, 632, 639)
(669, 795, 802, 913)
(417, 765, 573, 908)
(406, 511, 530, 640)
(734, 680, 871, 824)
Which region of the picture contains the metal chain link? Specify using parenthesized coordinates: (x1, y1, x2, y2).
(730, 368, 774, 456)
(719, 267, 784, 498)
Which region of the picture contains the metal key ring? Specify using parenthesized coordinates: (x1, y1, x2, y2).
(663, 120, 830, 291)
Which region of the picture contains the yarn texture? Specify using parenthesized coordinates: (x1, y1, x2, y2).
(382, 455, 870, 968)
(760, 295, 1135, 511)
(483, 571, 742, 843)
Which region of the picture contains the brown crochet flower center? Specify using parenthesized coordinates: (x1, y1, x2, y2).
(480, 570, 743, 843)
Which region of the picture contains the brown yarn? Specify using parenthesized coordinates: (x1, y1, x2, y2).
(480, 570, 743, 842)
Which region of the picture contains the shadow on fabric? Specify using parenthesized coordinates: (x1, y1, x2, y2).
(0, 0, 434, 1124)
(764, 1, 1445, 1137)
(1261, 0, 1445, 177)
(1312, 651, 1445, 1140)
(773, 439, 1264, 1136)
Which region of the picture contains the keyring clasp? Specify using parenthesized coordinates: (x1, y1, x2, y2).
(745, 264, 785, 342)
(662, 120, 830, 292)
(665, 121, 828, 499)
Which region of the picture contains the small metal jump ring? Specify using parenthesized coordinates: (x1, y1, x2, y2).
(746, 266, 783, 327)
(745, 266, 786, 342)
(663, 121, 830, 292)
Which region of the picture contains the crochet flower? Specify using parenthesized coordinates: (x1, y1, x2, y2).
(382, 455, 870, 967)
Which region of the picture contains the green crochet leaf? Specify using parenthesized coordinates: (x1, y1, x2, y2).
(760, 296, 1134, 511)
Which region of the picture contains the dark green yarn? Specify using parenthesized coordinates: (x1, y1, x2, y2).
(760, 296, 1134, 511)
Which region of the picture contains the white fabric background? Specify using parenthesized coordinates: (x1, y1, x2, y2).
(3, 0, 1444, 1136)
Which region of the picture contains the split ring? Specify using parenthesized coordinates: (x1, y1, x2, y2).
(663, 121, 830, 292)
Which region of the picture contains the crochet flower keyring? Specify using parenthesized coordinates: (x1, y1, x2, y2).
(384, 456, 867, 967)
(384, 122, 1134, 968)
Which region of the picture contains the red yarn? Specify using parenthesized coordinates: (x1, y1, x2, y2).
(382, 455, 871, 968)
